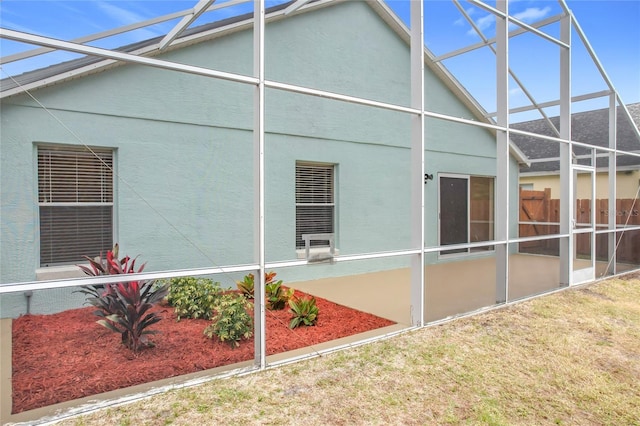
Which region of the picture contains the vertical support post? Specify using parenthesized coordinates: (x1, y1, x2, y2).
(607, 94, 617, 275)
(559, 13, 572, 286)
(253, 0, 266, 369)
(495, 0, 509, 304)
(590, 150, 597, 276)
(409, 0, 425, 327)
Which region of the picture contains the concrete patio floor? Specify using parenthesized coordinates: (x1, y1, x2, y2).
(289, 254, 637, 325)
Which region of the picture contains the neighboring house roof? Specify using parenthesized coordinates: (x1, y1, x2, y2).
(511, 103, 640, 174)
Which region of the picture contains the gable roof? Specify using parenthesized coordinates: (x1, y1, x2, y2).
(511, 103, 640, 174)
(1, 0, 488, 118)
(1, 0, 530, 164)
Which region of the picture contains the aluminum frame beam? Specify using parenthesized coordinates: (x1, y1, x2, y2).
(467, 0, 568, 48)
(558, 0, 640, 142)
(158, 0, 216, 50)
(559, 13, 572, 286)
(410, 0, 425, 327)
(253, 0, 266, 369)
(433, 14, 564, 63)
(283, 0, 313, 15)
(485, 90, 611, 117)
(0, 0, 251, 65)
(452, 0, 559, 137)
(1, 10, 186, 65)
(0, 28, 259, 85)
(495, 0, 509, 304)
(607, 94, 617, 276)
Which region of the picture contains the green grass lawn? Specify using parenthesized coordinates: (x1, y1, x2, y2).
(62, 276, 640, 426)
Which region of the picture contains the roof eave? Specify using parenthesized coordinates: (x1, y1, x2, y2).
(368, 0, 491, 124)
(368, 1, 530, 166)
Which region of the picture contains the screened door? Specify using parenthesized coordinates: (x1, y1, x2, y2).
(439, 176, 468, 254)
(572, 165, 596, 284)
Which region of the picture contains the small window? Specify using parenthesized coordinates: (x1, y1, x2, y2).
(519, 183, 534, 191)
(38, 145, 114, 266)
(295, 163, 335, 249)
(439, 174, 494, 255)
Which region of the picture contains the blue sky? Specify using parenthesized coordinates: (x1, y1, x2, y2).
(1, 0, 638, 119)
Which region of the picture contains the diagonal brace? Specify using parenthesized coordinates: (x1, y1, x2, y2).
(158, 0, 216, 51)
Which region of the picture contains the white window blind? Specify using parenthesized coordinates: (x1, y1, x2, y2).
(38, 146, 114, 266)
(295, 163, 334, 249)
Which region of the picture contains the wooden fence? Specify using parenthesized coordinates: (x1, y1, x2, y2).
(519, 188, 640, 263)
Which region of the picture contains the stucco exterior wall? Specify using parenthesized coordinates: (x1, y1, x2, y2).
(1, 1, 517, 316)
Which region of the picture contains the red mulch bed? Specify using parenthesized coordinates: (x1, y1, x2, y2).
(11, 290, 394, 414)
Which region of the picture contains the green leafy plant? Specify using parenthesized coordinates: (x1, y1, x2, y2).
(77, 244, 143, 315)
(265, 279, 294, 311)
(76, 245, 168, 352)
(98, 279, 168, 352)
(288, 296, 319, 329)
(236, 273, 255, 298)
(237, 272, 290, 310)
(77, 244, 119, 276)
(76, 244, 138, 316)
(166, 277, 222, 320)
(204, 293, 253, 347)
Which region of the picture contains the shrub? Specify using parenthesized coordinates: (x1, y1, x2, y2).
(166, 277, 222, 320)
(265, 279, 294, 311)
(97, 280, 168, 352)
(77, 245, 168, 353)
(204, 293, 253, 347)
(236, 273, 255, 298)
(237, 272, 291, 310)
(77, 244, 146, 316)
(288, 296, 319, 329)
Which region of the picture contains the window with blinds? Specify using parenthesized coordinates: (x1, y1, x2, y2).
(38, 146, 114, 266)
(295, 163, 335, 249)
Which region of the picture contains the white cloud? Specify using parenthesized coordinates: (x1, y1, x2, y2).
(476, 14, 495, 30)
(94, 1, 161, 40)
(509, 87, 524, 97)
(95, 1, 147, 25)
(454, 7, 476, 26)
(466, 14, 495, 36)
(464, 5, 551, 37)
(513, 7, 552, 23)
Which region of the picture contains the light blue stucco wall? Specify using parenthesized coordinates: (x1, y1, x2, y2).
(0, 1, 518, 316)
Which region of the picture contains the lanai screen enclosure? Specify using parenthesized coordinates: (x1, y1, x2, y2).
(1, 0, 639, 423)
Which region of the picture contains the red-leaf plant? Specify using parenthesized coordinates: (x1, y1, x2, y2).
(77, 244, 169, 353)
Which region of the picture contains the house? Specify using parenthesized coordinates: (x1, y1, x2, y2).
(513, 103, 640, 199)
(512, 104, 640, 266)
(1, 0, 524, 319)
(3, 1, 639, 421)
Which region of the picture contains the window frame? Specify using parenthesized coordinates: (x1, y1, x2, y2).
(295, 161, 337, 254)
(36, 144, 116, 267)
(438, 173, 495, 257)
